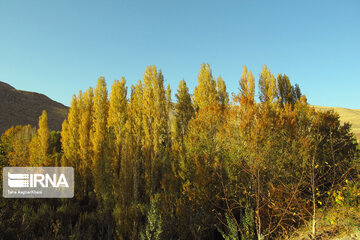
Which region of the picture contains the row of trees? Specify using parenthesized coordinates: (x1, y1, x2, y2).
(0, 64, 358, 239)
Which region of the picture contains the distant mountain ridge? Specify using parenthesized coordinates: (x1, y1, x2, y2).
(0, 81, 69, 134)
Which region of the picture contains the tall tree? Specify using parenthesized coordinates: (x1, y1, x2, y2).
(78, 87, 94, 196)
(174, 79, 195, 151)
(277, 74, 295, 106)
(114, 81, 144, 240)
(91, 77, 109, 199)
(142, 66, 169, 196)
(217, 76, 229, 109)
(166, 84, 173, 142)
(128, 81, 145, 239)
(294, 83, 302, 102)
(259, 65, 276, 104)
(38, 110, 50, 158)
(29, 110, 50, 166)
(69, 94, 81, 168)
(166, 84, 172, 116)
(108, 77, 128, 176)
(193, 63, 218, 110)
(61, 94, 81, 168)
(107, 78, 129, 239)
(61, 118, 70, 166)
(237, 65, 255, 105)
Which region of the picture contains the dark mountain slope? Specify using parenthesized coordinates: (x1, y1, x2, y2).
(0, 81, 68, 134)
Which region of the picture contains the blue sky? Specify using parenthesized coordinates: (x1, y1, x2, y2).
(0, 0, 359, 108)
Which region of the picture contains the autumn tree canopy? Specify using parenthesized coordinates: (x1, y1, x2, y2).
(0, 63, 358, 240)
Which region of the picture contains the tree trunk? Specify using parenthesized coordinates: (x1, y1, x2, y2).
(311, 145, 317, 239)
(256, 168, 262, 240)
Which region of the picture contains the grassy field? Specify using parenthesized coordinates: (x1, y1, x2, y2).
(314, 106, 360, 142)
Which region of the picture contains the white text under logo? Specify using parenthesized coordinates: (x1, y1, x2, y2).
(3, 167, 74, 198)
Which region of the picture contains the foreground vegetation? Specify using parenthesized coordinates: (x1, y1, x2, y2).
(0, 64, 359, 239)
(314, 106, 360, 142)
(285, 182, 360, 239)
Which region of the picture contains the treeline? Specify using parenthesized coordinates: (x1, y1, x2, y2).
(0, 64, 359, 239)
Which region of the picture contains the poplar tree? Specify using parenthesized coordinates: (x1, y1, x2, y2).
(60, 94, 83, 198)
(277, 74, 294, 106)
(68, 94, 81, 169)
(60, 95, 81, 168)
(114, 81, 144, 239)
(259, 65, 276, 104)
(38, 110, 50, 156)
(108, 78, 129, 237)
(38, 110, 50, 165)
(217, 76, 229, 109)
(166, 84, 173, 143)
(29, 134, 41, 166)
(294, 84, 302, 102)
(61, 119, 71, 166)
(174, 79, 194, 150)
(128, 82, 145, 239)
(153, 69, 169, 155)
(238, 65, 255, 105)
(78, 87, 94, 195)
(29, 110, 50, 166)
(142, 66, 168, 196)
(91, 77, 109, 198)
(166, 84, 172, 116)
(193, 63, 218, 110)
(108, 77, 127, 177)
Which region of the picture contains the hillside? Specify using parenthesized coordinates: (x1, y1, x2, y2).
(0, 81, 69, 134)
(314, 106, 360, 141)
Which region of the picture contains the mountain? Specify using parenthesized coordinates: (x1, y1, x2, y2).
(0, 81, 69, 134)
(314, 105, 360, 141)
